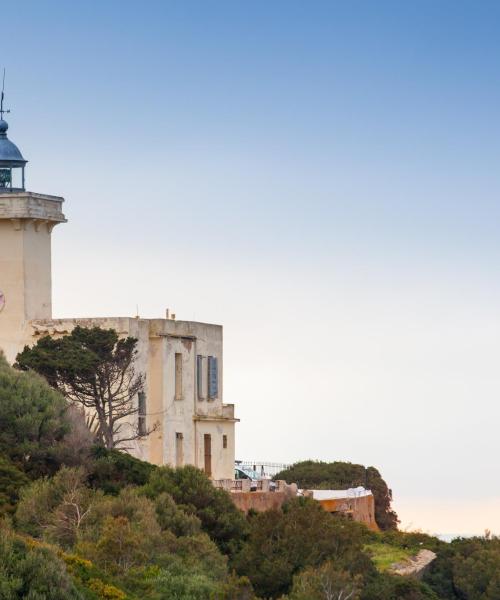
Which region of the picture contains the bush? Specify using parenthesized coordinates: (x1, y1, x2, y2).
(16, 467, 97, 547)
(362, 572, 439, 599)
(0, 455, 29, 515)
(153, 492, 201, 537)
(87, 578, 126, 600)
(144, 565, 219, 600)
(0, 356, 71, 478)
(423, 536, 500, 599)
(0, 522, 82, 599)
(233, 497, 374, 598)
(287, 561, 363, 600)
(213, 574, 256, 600)
(275, 460, 399, 530)
(87, 447, 156, 495)
(143, 465, 248, 557)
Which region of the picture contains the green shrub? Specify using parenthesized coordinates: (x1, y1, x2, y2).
(88, 447, 156, 495)
(143, 465, 248, 557)
(87, 578, 127, 600)
(0, 356, 70, 478)
(0, 522, 82, 599)
(0, 455, 29, 515)
(362, 572, 439, 599)
(287, 561, 363, 600)
(233, 497, 374, 598)
(424, 536, 500, 599)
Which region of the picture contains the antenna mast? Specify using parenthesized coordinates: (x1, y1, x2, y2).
(0, 69, 10, 121)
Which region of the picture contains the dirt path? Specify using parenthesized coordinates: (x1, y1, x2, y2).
(390, 549, 436, 578)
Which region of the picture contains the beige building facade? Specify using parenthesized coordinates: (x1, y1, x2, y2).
(29, 316, 237, 479)
(0, 119, 237, 480)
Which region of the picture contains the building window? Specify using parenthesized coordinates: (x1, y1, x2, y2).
(207, 356, 218, 399)
(223, 434, 227, 449)
(176, 432, 184, 467)
(138, 392, 147, 436)
(204, 434, 212, 477)
(197, 355, 204, 399)
(175, 353, 183, 400)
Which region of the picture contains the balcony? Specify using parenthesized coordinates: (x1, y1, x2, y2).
(194, 403, 238, 422)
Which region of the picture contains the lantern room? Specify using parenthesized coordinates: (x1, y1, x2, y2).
(0, 118, 27, 192)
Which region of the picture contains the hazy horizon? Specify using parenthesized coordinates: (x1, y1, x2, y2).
(1, 0, 500, 535)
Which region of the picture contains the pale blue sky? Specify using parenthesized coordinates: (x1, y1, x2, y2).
(2, 0, 500, 534)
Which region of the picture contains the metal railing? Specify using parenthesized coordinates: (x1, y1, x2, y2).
(236, 460, 291, 478)
(213, 478, 289, 493)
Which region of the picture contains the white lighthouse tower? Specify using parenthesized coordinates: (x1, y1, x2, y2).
(0, 91, 66, 363)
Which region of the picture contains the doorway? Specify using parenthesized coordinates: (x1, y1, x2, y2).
(176, 432, 184, 467)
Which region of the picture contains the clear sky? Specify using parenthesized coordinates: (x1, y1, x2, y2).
(2, 0, 500, 535)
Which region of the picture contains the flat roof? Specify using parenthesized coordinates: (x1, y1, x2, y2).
(302, 486, 373, 500)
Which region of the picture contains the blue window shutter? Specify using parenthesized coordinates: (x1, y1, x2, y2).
(214, 357, 218, 398)
(197, 355, 203, 399)
(208, 356, 218, 399)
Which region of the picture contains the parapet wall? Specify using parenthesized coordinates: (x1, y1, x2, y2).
(231, 490, 293, 513)
(217, 480, 298, 513)
(309, 492, 379, 531)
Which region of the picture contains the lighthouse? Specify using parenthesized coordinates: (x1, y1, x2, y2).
(0, 96, 66, 363)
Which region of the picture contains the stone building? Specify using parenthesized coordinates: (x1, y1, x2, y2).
(0, 112, 237, 480)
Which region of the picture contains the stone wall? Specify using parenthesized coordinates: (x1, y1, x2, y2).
(225, 481, 298, 513)
(312, 493, 379, 531)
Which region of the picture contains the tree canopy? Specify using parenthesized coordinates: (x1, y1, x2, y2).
(143, 464, 249, 558)
(0, 354, 75, 478)
(423, 536, 500, 599)
(233, 497, 374, 598)
(15, 326, 151, 450)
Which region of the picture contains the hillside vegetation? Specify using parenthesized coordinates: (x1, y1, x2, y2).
(1, 354, 500, 599)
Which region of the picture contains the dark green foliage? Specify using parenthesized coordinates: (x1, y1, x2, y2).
(214, 574, 256, 599)
(0, 456, 29, 515)
(0, 523, 82, 599)
(423, 541, 457, 600)
(15, 326, 145, 450)
(377, 530, 444, 554)
(143, 465, 249, 557)
(141, 565, 219, 599)
(362, 573, 439, 599)
(287, 561, 363, 599)
(275, 460, 399, 530)
(424, 536, 500, 599)
(275, 460, 370, 489)
(15, 326, 124, 389)
(87, 447, 156, 495)
(365, 466, 399, 531)
(233, 497, 375, 598)
(153, 492, 202, 537)
(0, 355, 70, 478)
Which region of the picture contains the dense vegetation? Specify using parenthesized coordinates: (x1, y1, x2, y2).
(1, 354, 500, 599)
(423, 536, 500, 599)
(275, 460, 399, 530)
